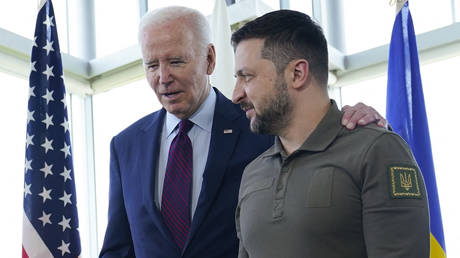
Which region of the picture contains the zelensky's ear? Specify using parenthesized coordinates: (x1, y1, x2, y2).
(291, 59, 309, 89)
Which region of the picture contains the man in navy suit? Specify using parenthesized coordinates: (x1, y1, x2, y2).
(99, 6, 386, 258)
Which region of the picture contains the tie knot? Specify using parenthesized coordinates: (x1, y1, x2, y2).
(178, 119, 194, 134)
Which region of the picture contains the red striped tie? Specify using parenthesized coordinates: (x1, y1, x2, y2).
(161, 119, 194, 250)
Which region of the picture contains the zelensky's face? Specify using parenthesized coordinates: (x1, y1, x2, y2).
(232, 39, 292, 135)
(141, 21, 211, 119)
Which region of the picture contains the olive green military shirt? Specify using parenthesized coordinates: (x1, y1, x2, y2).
(236, 100, 430, 258)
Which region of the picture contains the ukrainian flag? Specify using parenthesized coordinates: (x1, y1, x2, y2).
(386, 1, 446, 257)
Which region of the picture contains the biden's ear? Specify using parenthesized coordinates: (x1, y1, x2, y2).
(206, 44, 216, 75)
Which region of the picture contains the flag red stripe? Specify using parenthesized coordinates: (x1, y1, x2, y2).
(22, 246, 29, 258)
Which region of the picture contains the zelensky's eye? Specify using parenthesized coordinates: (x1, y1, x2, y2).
(240, 74, 253, 82)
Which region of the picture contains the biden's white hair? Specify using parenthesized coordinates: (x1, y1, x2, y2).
(138, 6, 211, 52)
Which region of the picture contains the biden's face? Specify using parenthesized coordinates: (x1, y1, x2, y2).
(141, 21, 213, 119)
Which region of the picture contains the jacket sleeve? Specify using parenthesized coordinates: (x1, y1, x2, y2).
(99, 138, 135, 258)
(361, 133, 430, 258)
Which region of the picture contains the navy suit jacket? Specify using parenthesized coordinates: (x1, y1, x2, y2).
(99, 88, 273, 258)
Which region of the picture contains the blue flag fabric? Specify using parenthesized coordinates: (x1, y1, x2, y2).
(22, 0, 81, 257)
(386, 2, 446, 257)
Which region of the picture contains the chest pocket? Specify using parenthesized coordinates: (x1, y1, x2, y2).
(305, 168, 334, 207)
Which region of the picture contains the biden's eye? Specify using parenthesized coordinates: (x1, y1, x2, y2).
(170, 60, 185, 66)
(147, 63, 158, 71)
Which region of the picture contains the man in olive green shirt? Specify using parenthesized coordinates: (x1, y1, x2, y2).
(231, 10, 430, 258)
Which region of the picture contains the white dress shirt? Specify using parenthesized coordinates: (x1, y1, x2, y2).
(156, 89, 216, 219)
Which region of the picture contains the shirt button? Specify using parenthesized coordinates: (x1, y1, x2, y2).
(274, 199, 282, 208)
(276, 182, 283, 191)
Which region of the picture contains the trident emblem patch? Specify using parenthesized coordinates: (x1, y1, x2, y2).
(388, 165, 422, 199)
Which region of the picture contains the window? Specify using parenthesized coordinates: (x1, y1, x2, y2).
(340, 75, 387, 115)
(0, 0, 37, 40)
(419, 56, 460, 253)
(95, 0, 140, 57)
(0, 72, 28, 257)
(410, 0, 452, 34)
(0, 0, 69, 53)
(148, 0, 216, 16)
(290, 0, 312, 16)
(342, 0, 452, 54)
(260, 0, 280, 10)
(342, 1, 396, 54)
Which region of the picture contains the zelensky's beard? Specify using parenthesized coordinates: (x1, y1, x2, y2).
(250, 78, 292, 135)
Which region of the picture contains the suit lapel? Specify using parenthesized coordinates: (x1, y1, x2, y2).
(184, 89, 242, 251)
(139, 109, 178, 247)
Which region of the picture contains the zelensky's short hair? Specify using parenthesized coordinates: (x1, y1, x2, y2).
(231, 10, 328, 86)
(138, 6, 211, 52)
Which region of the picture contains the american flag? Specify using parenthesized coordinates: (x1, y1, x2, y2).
(22, 0, 81, 257)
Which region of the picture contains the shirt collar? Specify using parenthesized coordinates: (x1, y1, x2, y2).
(264, 99, 343, 157)
(165, 88, 216, 137)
